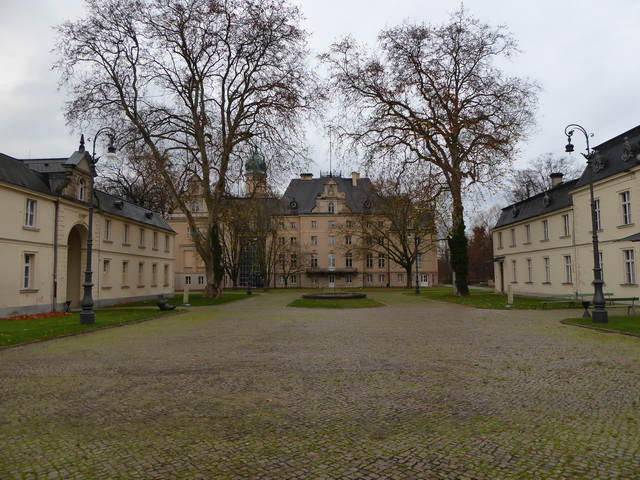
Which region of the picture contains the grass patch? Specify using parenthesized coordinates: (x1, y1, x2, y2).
(563, 313, 640, 335)
(415, 287, 580, 310)
(288, 297, 385, 309)
(113, 292, 253, 307)
(0, 309, 180, 347)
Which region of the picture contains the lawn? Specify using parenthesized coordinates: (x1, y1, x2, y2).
(0, 309, 181, 347)
(288, 297, 385, 309)
(415, 287, 579, 310)
(562, 314, 640, 335)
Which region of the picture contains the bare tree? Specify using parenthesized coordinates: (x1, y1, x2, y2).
(323, 7, 538, 295)
(505, 153, 584, 203)
(55, 0, 318, 297)
(339, 178, 437, 288)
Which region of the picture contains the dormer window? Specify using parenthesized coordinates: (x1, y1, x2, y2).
(328, 202, 335, 213)
(78, 178, 86, 201)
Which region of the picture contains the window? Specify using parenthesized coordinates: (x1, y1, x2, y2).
(543, 257, 551, 283)
(497, 232, 503, 248)
(328, 236, 335, 245)
(377, 236, 385, 246)
(163, 264, 170, 286)
(22, 254, 34, 290)
(542, 220, 549, 240)
(138, 262, 145, 286)
(290, 237, 297, 245)
(311, 236, 318, 245)
(511, 260, 517, 283)
(366, 274, 373, 283)
(379, 274, 386, 284)
(104, 219, 111, 240)
(279, 275, 285, 285)
(346, 220, 352, 228)
(153, 232, 158, 250)
(290, 275, 297, 285)
(621, 191, 632, 225)
(328, 202, 335, 213)
(564, 256, 572, 283)
(198, 275, 204, 285)
(278, 237, 285, 246)
(526, 259, 533, 283)
(165, 234, 171, 252)
(310, 253, 318, 267)
(278, 222, 285, 230)
(139, 228, 145, 247)
(290, 221, 297, 229)
(594, 199, 601, 230)
(124, 224, 130, 244)
(311, 220, 317, 228)
(366, 254, 374, 268)
(346, 275, 353, 284)
(78, 178, 85, 201)
(290, 254, 297, 268)
(378, 221, 384, 228)
(345, 235, 352, 245)
(103, 259, 111, 286)
(417, 255, 422, 268)
(25, 199, 36, 227)
(562, 214, 570, 237)
(328, 253, 336, 269)
(311, 275, 318, 285)
(122, 261, 129, 286)
(346, 253, 353, 268)
(525, 224, 531, 244)
(185, 276, 192, 285)
(328, 221, 335, 228)
(624, 250, 636, 284)
(510, 228, 516, 246)
(378, 253, 385, 268)
(278, 254, 285, 269)
(152, 263, 158, 286)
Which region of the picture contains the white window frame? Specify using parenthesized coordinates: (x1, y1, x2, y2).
(328, 202, 335, 213)
(366, 254, 373, 268)
(78, 178, 86, 201)
(562, 214, 570, 237)
(345, 235, 352, 245)
(525, 224, 531, 243)
(543, 257, 551, 283)
(22, 253, 35, 290)
(526, 258, 532, 283)
(345, 253, 353, 268)
(378, 253, 385, 268)
(621, 191, 632, 225)
(328, 253, 336, 269)
(311, 236, 318, 245)
(510, 228, 516, 247)
(564, 255, 572, 283)
(542, 220, 549, 240)
(25, 199, 36, 228)
(104, 219, 112, 241)
(511, 260, 517, 283)
(624, 249, 636, 284)
(310, 253, 318, 268)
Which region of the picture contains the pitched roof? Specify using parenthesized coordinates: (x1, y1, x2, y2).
(0, 151, 172, 231)
(494, 178, 579, 229)
(0, 153, 52, 195)
(574, 124, 640, 190)
(281, 175, 375, 214)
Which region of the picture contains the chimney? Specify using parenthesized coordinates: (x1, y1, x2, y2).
(352, 171, 360, 187)
(300, 173, 313, 181)
(550, 172, 564, 187)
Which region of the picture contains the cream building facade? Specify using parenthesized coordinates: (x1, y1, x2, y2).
(0, 145, 175, 317)
(170, 167, 438, 290)
(493, 125, 640, 299)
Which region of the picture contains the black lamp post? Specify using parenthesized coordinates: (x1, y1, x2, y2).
(80, 128, 117, 325)
(409, 231, 421, 294)
(564, 124, 608, 323)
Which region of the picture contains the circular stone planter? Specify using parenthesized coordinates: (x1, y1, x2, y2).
(302, 292, 367, 300)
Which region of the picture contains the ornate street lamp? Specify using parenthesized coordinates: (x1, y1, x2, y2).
(564, 124, 608, 323)
(80, 128, 117, 325)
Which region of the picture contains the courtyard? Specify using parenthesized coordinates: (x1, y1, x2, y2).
(1, 291, 639, 479)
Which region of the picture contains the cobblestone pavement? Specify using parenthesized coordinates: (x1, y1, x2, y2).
(1, 292, 640, 479)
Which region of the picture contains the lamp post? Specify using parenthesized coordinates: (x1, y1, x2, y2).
(80, 128, 117, 325)
(564, 124, 608, 323)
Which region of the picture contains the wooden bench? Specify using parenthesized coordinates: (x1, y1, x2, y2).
(608, 297, 639, 315)
(539, 295, 577, 310)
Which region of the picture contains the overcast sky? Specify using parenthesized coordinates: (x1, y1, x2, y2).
(2, 0, 640, 181)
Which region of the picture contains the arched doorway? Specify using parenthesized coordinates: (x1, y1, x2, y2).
(66, 225, 85, 309)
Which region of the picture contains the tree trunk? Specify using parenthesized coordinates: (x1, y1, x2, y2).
(448, 192, 469, 296)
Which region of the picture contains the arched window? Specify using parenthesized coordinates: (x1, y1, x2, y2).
(78, 178, 86, 201)
(328, 202, 335, 213)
